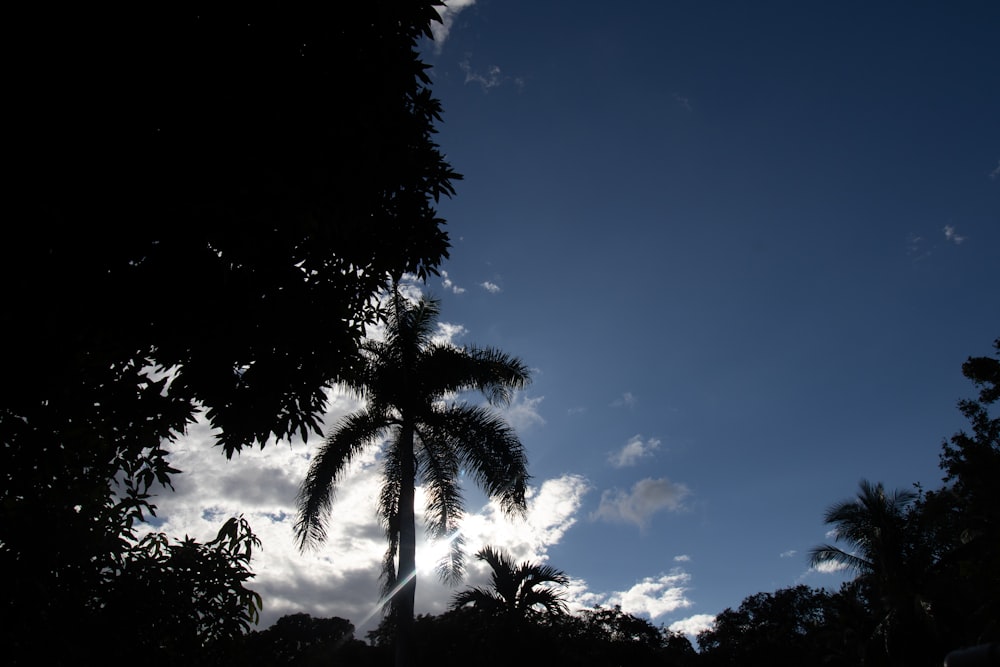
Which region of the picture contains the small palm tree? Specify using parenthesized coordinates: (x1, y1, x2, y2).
(294, 293, 531, 667)
(809, 479, 916, 580)
(451, 545, 569, 621)
(810, 479, 934, 666)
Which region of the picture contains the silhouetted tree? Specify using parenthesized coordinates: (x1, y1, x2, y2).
(810, 480, 938, 665)
(446, 546, 569, 667)
(295, 295, 531, 667)
(697, 585, 858, 667)
(2, 3, 459, 662)
(559, 605, 695, 667)
(101, 517, 263, 666)
(233, 613, 371, 666)
(451, 545, 569, 620)
(916, 338, 1000, 651)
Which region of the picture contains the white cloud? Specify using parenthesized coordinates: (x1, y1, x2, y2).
(609, 435, 661, 468)
(673, 554, 691, 562)
(149, 398, 589, 636)
(440, 270, 466, 295)
(592, 478, 691, 528)
(565, 567, 696, 622)
(610, 392, 637, 409)
(669, 613, 716, 638)
(433, 321, 468, 347)
(461, 474, 591, 564)
(495, 392, 546, 431)
(430, 0, 477, 49)
(780, 549, 798, 558)
(480, 280, 502, 293)
(395, 275, 427, 304)
(608, 571, 694, 618)
(459, 60, 524, 93)
(811, 559, 849, 574)
(943, 224, 966, 245)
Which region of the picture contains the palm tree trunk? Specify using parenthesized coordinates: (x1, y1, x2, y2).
(394, 421, 417, 667)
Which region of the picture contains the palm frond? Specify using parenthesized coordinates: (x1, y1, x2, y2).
(437, 404, 529, 516)
(521, 586, 569, 616)
(455, 546, 569, 619)
(419, 344, 531, 405)
(809, 544, 873, 575)
(294, 409, 391, 550)
(414, 424, 466, 583)
(522, 563, 571, 588)
(818, 479, 917, 573)
(465, 346, 532, 405)
(451, 586, 503, 613)
(378, 439, 403, 589)
(479, 546, 519, 611)
(386, 295, 440, 362)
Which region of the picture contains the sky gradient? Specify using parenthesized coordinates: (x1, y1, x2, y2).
(151, 1, 999, 641)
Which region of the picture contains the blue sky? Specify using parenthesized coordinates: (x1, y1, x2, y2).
(153, 1, 999, 641)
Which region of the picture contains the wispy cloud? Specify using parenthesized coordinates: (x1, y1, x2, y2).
(673, 554, 691, 562)
(460, 59, 524, 93)
(592, 477, 691, 528)
(780, 549, 798, 559)
(495, 392, 546, 431)
(943, 224, 966, 245)
(480, 281, 502, 294)
(608, 435, 661, 468)
(430, 0, 477, 49)
(440, 270, 466, 295)
(610, 392, 637, 409)
(905, 234, 929, 261)
(990, 159, 1000, 180)
(673, 93, 693, 112)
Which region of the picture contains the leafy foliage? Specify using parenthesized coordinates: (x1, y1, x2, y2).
(801, 338, 1000, 665)
(2, 2, 458, 663)
(102, 517, 263, 662)
(364, 603, 695, 667)
(230, 613, 371, 667)
(697, 586, 862, 667)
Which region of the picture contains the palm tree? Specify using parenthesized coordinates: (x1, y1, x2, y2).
(809, 479, 935, 666)
(451, 545, 569, 621)
(809, 479, 916, 580)
(294, 293, 531, 667)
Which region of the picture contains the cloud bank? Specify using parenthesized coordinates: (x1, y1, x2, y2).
(147, 395, 593, 636)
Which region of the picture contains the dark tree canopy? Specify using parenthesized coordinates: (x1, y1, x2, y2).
(2, 3, 458, 663)
(6, 2, 458, 455)
(697, 586, 861, 667)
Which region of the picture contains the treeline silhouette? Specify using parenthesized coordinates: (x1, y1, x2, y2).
(206, 339, 1000, 667)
